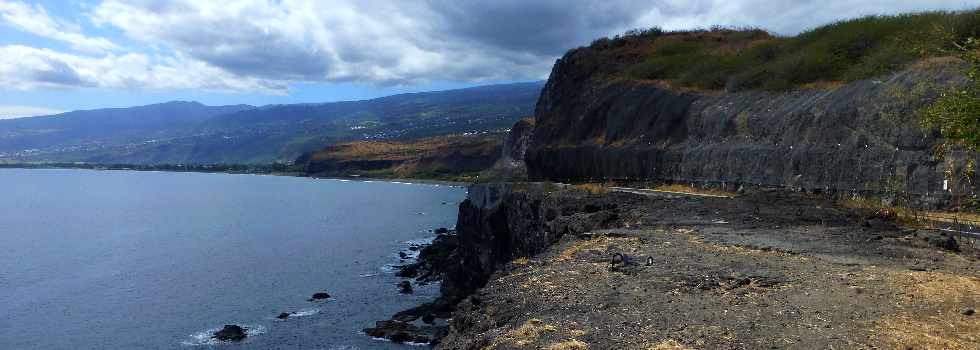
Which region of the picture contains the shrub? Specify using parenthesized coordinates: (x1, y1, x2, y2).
(596, 9, 980, 91)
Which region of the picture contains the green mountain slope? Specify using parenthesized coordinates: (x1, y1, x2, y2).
(0, 82, 543, 164)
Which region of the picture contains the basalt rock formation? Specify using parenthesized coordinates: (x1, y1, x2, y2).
(526, 45, 976, 207)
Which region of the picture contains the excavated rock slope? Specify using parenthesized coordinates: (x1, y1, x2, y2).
(527, 50, 974, 206)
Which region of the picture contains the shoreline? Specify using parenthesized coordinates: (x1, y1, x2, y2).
(0, 164, 472, 187)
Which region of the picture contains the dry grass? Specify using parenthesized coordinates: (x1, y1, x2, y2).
(651, 184, 735, 197)
(647, 339, 693, 350)
(483, 319, 558, 349)
(876, 314, 980, 349)
(553, 236, 641, 262)
(889, 271, 980, 304)
(545, 339, 588, 350)
(512, 257, 531, 266)
(838, 194, 980, 229)
(572, 183, 611, 195)
(874, 270, 980, 349)
(837, 196, 921, 226)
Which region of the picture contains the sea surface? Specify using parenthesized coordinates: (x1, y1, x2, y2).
(0, 169, 466, 349)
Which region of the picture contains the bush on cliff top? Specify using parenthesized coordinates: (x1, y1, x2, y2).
(922, 37, 980, 153)
(592, 10, 980, 91)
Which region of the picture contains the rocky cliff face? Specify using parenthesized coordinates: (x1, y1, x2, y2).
(478, 118, 535, 181)
(527, 48, 976, 206)
(438, 183, 633, 304)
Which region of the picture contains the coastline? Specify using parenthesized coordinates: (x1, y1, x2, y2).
(0, 163, 472, 187)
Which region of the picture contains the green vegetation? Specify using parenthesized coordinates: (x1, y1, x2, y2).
(922, 37, 980, 152)
(592, 10, 980, 91)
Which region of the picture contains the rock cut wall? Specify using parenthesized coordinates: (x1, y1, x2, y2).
(526, 48, 976, 206)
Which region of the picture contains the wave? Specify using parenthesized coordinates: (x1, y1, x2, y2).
(290, 308, 320, 317)
(181, 324, 266, 346)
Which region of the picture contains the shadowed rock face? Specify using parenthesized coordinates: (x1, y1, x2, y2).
(527, 46, 976, 207)
(439, 183, 637, 304)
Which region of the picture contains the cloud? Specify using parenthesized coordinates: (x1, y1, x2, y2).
(0, 45, 283, 92)
(2, 0, 979, 93)
(0, 0, 116, 54)
(0, 104, 66, 119)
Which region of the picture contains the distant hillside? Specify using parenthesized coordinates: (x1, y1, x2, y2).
(0, 101, 254, 160)
(301, 132, 504, 182)
(0, 82, 544, 164)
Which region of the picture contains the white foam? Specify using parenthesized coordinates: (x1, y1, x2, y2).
(366, 335, 429, 347)
(290, 308, 320, 317)
(181, 324, 266, 346)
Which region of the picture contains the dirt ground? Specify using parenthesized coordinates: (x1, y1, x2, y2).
(436, 190, 980, 349)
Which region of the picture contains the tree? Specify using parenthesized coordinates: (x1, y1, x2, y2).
(921, 37, 980, 209)
(922, 37, 980, 153)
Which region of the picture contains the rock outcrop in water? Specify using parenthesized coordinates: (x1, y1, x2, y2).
(526, 47, 977, 207)
(213, 325, 247, 342)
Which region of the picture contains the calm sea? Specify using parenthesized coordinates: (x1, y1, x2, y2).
(0, 169, 465, 349)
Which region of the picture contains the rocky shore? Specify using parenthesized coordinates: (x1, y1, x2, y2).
(434, 185, 979, 349)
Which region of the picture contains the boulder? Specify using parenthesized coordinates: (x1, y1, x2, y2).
(363, 320, 446, 344)
(276, 312, 290, 320)
(309, 292, 331, 301)
(213, 325, 247, 342)
(929, 236, 960, 252)
(395, 263, 420, 278)
(398, 281, 413, 294)
(434, 227, 450, 234)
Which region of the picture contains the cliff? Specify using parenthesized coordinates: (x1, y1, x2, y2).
(477, 118, 535, 181)
(527, 47, 975, 206)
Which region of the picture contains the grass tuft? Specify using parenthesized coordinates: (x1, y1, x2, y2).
(546, 339, 589, 350)
(572, 183, 611, 195)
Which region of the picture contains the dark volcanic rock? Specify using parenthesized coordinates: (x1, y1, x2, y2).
(434, 227, 450, 234)
(363, 320, 445, 344)
(395, 263, 420, 278)
(213, 325, 247, 342)
(525, 45, 974, 207)
(309, 292, 331, 300)
(437, 183, 637, 305)
(276, 312, 290, 320)
(929, 236, 961, 252)
(398, 281, 413, 294)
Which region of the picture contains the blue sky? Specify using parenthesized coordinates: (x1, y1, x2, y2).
(1, 0, 978, 118)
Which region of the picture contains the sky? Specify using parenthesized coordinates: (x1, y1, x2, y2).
(0, 0, 978, 118)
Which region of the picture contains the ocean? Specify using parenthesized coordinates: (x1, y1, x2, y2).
(0, 169, 465, 349)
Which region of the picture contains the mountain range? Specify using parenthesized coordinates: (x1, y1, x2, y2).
(0, 82, 543, 164)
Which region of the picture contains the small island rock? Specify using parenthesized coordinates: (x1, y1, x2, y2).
(213, 325, 247, 341)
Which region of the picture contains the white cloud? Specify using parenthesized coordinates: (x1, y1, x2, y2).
(1, 0, 979, 94)
(91, 0, 555, 85)
(0, 104, 66, 119)
(0, 0, 116, 54)
(0, 45, 284, 92)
